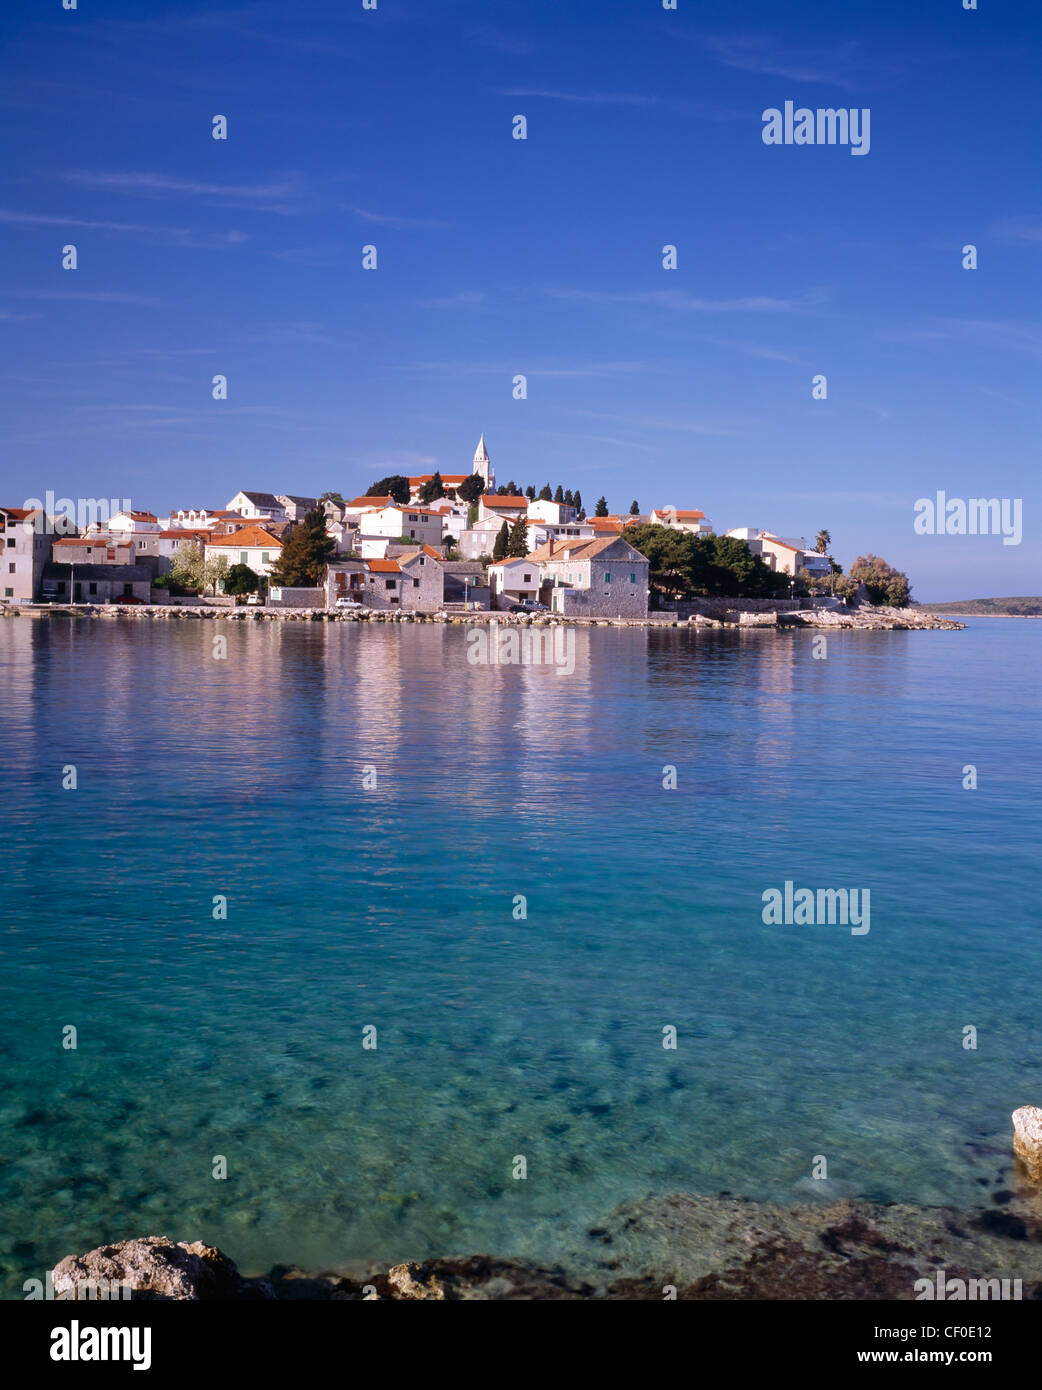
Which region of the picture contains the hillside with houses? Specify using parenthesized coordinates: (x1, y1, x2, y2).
(2, 437, 880, 618)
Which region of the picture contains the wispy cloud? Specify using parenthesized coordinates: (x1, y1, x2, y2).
(10, 289, 160, 307)
(989, 215, 1042, 246)
(702, 34, 862, 86)
(345, 205, 449, 231)
(546, 286, 825, 315)
(56, 170, 296, 201)
(884, 317, 1042, 356)
(0, 208, 248, 248)
(497, 87, 656, 106)
(400, 360, 654, 378)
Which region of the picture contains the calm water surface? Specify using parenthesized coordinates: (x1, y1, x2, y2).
(0, 617, 1039, 1294)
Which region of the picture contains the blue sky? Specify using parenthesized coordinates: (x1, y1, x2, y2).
(1, 0, 1038, 599)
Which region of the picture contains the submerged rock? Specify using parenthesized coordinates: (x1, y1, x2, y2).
(1013, 1106, 1042, 1183)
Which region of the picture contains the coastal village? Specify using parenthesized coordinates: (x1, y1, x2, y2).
(1, 437, 845, 622)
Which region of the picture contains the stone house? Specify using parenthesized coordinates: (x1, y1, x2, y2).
(41, 562, 153, 604)
(528, 535, 650, 617)
(0, 506, 55, 603)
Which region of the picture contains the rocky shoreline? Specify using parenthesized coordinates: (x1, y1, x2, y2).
(42, 1108, 1042, 1300)
(46, 1188, 1042, 1301)
(2, 602, 965, 631)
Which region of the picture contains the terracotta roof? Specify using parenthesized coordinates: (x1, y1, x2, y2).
(366, 558, 402, 573)
(488, 555, 534, 568)
(1, 507, 35, 520)
(482, 495, 528, 508)
(527, 534, 641, 565)
(205, 525, 283, 548)
(159, 529, 211, 540)
(124, 510, 158, 521)
(407, 474, 469, 486)
(346, 495, 392, 509)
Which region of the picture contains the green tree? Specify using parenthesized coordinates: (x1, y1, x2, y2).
(629, 499, 640, 515)
(815, 529, 831, 555)
(505, 479, 518, 496)
(848, 554, 911, 607)
(467, 501, 479, 528)
(507, 515, 529, 557)
(564, 489, 574, 507)
(417, 471, 445, 504)
(167, 540, 205, 593)
(573, 490, 584, 519)
(223, 562, 259, 596)
(539, 483, 552, 501)
(204, 554, 229, 596)
(554, 485, 564, 504)
(319, 490, 346, 508)
(525, 484, 536, 500)
(492, 520, 510, 562)
(594, 496, 609, 517)
(367, 476, 410, 505)
(456, 473, 485, 504)
(269, 508, 335, 587)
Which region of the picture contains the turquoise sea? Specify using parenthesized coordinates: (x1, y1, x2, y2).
(0, 616, 1038, 1296)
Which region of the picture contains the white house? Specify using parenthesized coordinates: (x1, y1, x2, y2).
(0, 505, 56, 603)
(358, 505, 443, 547)
(205, 523, 284, 578)
(725, 528, 830, 578)
(488, 555, 542, 609)
(225, 491, 287, 521)
(649, 507, 713, 535)
(104, 510, 162, 535)
(527, 498, 577, 526)
(477, 494, 528, 525)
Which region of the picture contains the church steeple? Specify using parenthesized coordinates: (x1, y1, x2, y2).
(472, 434, 494, 490)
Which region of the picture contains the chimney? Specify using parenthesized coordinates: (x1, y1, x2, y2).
(546, 536, 555, 557)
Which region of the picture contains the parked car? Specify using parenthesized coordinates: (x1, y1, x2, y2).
(507, 599, 547, 614)
(110, 594, 145, 606)
(334, 597, 365, 610)
(246, 592, 264, 606)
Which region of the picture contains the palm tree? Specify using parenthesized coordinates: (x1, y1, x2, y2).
(815, 529, 831, 555)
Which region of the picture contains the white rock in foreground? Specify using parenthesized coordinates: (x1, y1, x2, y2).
(1012, 1106, 1042, 1183)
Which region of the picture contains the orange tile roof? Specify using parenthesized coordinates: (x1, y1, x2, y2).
(408, 474, 469, 486)
(346, 495, 392, 509)
(366, 558, 402, 573)
(527, 534, 639, 565)
(2, 507, 35, 520)
(482, 495, 528, 508)
(206, 525, 283, 548)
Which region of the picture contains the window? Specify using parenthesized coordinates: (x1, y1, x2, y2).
(3, 588, 11, 598)
(240, 552, 248, 565)
(604, 572, 612, 583)
(6, 537, 14, 548)
(123, 584, 133, 597)
(261, 552, 270, 564)
(57, 582, 66, 594)
(409, 530, 416, 539)
(523, 573, 531, 583)
(412, 578, 419, 588)
(7, 563, 14, 574)
(385, 579, 396, 590)
(630, 573, 636, 583)
(88, 582, 97, 595)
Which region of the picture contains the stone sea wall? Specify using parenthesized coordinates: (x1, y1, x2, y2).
(2, 602, 965, 631)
